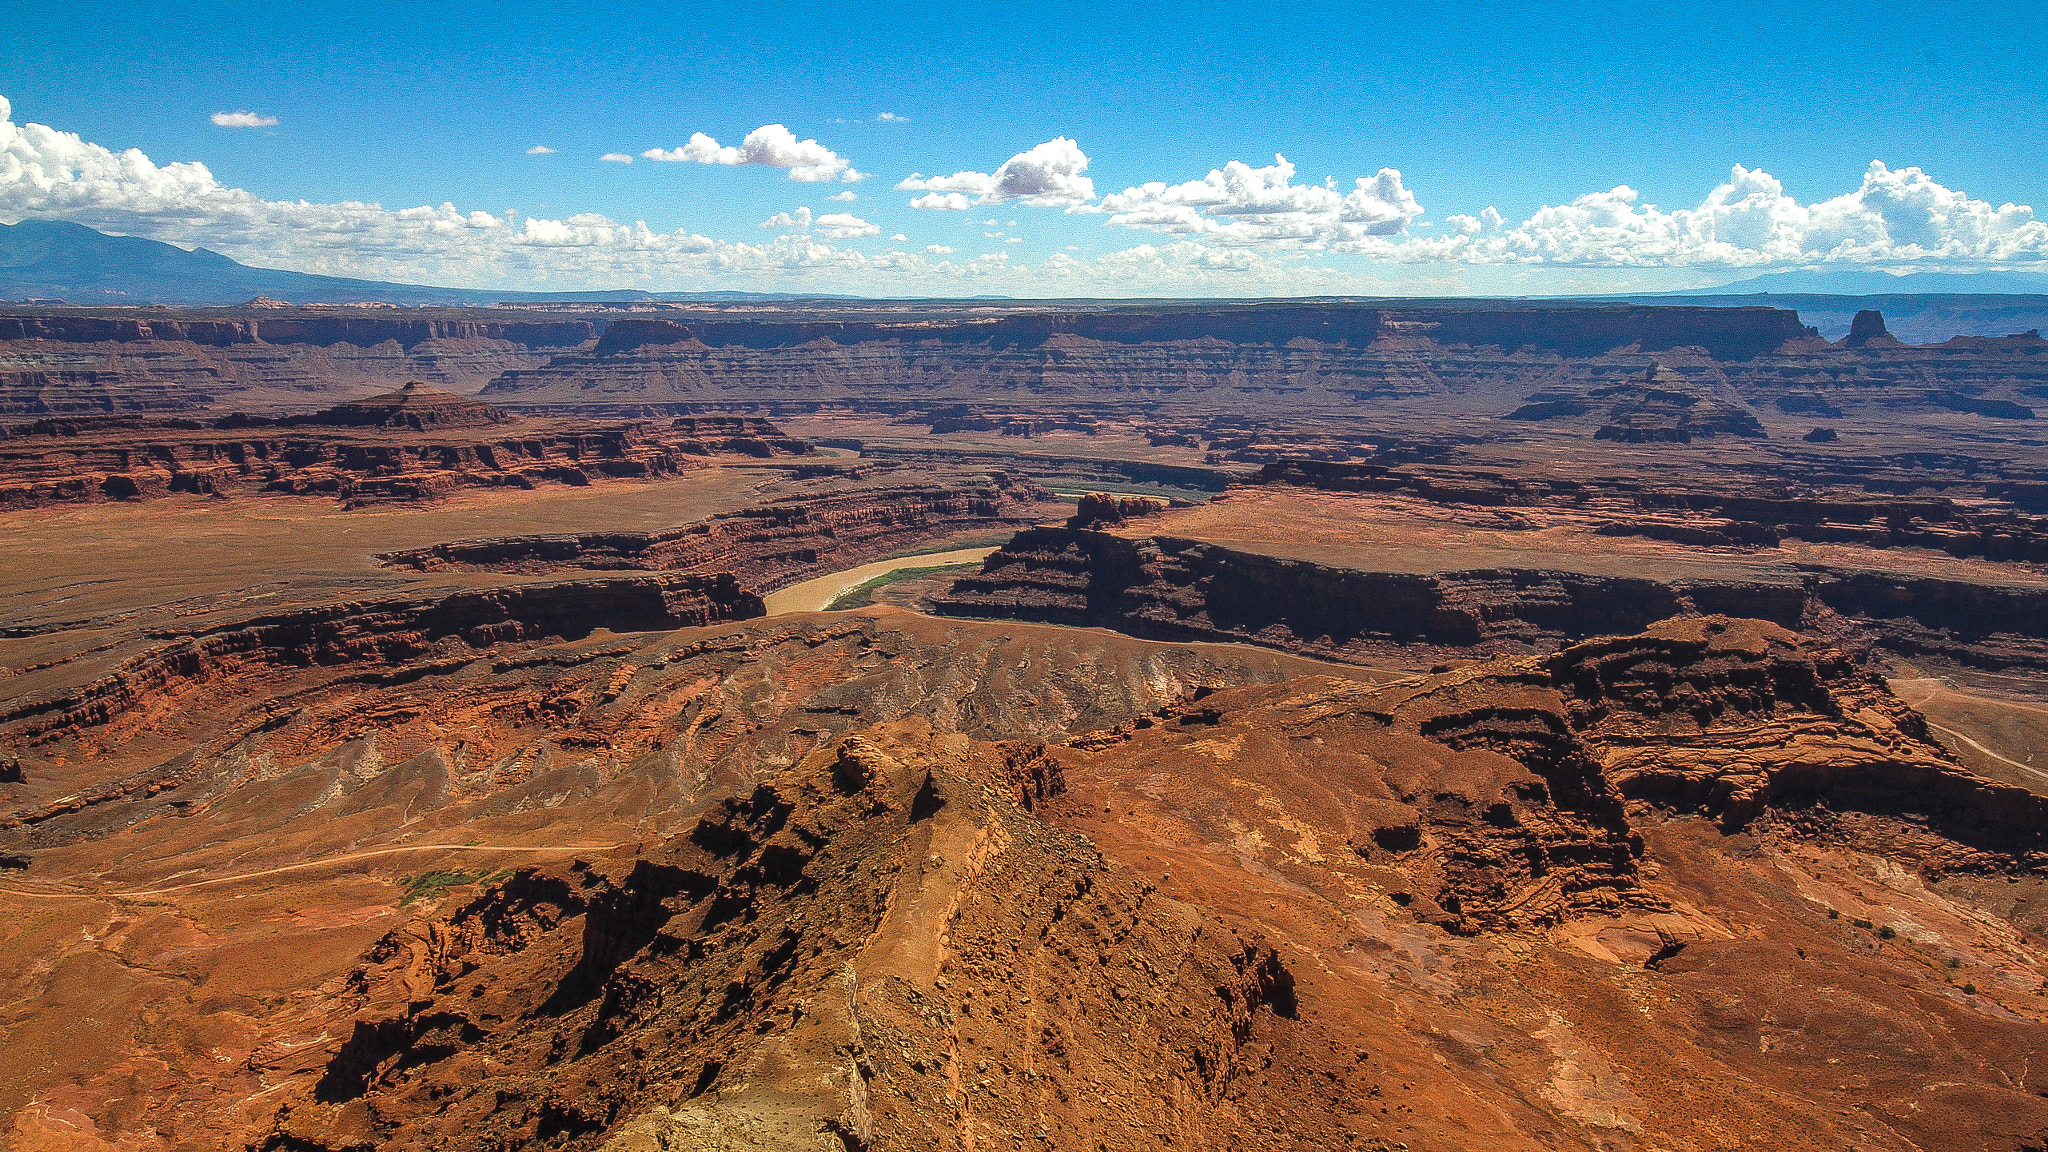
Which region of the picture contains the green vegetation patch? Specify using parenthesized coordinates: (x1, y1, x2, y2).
(1044, 482, 1208, 503)
(886, 532, 1016, 559)
(398, 867, 512, 907)
(827, 563, 978, 610)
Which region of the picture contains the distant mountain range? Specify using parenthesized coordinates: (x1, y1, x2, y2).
(0, 220, 850, 306)
(1668, 266, 2048, 297)
(3, 218, 2045, 311)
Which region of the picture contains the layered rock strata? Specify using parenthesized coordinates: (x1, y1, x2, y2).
(1067, 490, 1169, 528)
(0, 573, 762, 751)
(858, 444, 1235, 491)
(934, 527, 1808, 657)
(0, 414, 811, 510)
(1261, 458, 2048, 562)
(1064, 616, 2039, 932)
(0, 612, 1341, 858)
(932, 526, 2048, 672)
(377, 472, 1059, 590)
(473, 303, 2048, 430)
(0, 310, 597, 416)
(480, 304, 1819, 414)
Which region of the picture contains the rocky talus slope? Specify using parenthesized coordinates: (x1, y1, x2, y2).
(257, 722, 1306, 1151)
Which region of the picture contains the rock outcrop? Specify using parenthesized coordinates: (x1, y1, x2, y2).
(11, 600, 2048, 1151)
(1067, 491, 1169, 528)
(257, 381, 513, 430)
(1508, 364, 1771, 443)
(1841, 309, 1901, 348)
(1066, 616, 2035, 932)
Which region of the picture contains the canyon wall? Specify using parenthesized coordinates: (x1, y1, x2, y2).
(481, 304, 1821, 414)
(0, 573, 762, 750)
(5, 302, 2042, 432)
(0, 311, 600, 416)
(1260, 458, 2048, 561)
(933, 525, 2048, 671)
(379, 472, 1060, 590)
(0, 416, 811, 510)
(584, 303, 1809, 357)
(932, 527, 1807, 655)
(474, 303, 2048, 428)
(0, 314, 594, 347)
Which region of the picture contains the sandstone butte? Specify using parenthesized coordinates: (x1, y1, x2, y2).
(4, 298, 2048, 1152)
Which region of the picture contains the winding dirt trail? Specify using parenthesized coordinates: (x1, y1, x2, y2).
(0, 840, 627, 902)
(1921, 720, 2048, 781)
(1897, 679, 2048, 783)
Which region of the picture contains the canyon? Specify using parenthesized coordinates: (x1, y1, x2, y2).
(5, 297, 2048, 1151)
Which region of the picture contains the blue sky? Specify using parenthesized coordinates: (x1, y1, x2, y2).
(3, 0, 2045, 296)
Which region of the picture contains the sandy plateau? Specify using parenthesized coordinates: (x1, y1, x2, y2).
(5, 299, 2048, 1150)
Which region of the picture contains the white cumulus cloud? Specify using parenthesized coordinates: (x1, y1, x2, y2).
(1090, 156, 1423, 250)
(816, 212, 878, 239)
(526, 145, 555, 155)
(210, 110, 277, 128)
(3, 96, 2043, 299)
(760, 206, 879, 239)
(877, 112, 908, 123)
(827, 190, 857, 201)
(899, 138, 1093, 208)
(1419, 162, 2048, 267)
(891, 233, 909, 241)
(0, 97, 898, 289)
(599, 153, 633, 164)
(641, 124, 861, 182)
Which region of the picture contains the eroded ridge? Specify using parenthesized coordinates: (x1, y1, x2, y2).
(258, 723, 1302, 1151)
